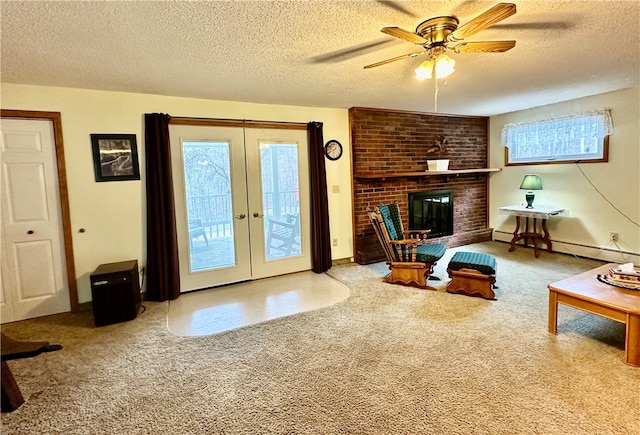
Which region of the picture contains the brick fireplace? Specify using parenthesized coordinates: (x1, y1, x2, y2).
(350, 107, 494, 264)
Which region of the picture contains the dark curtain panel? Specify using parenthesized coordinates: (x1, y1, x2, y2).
(307, 122, 332, 272)
(144, 113, 180, 301)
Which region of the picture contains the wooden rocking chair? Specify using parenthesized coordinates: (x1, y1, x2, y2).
(367, 203, 447, 290)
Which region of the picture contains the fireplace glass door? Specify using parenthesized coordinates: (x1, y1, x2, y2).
(408, 190, 453, 238)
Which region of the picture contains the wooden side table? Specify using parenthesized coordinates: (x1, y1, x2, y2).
(498, 205, 566, 258)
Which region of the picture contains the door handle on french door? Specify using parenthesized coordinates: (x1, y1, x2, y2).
(253, 212, 264, 218)
(235, 213, 246, 220)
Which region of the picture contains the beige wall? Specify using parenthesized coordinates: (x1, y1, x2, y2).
(4, 83, 638, 304)
(1, 84, 354, 303)
(489, 87, 640, 263)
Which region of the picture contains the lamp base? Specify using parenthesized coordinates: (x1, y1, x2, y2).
(525, 192, 535, 209)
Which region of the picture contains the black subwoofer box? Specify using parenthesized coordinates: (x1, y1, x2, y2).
(90, 260, 141, 327)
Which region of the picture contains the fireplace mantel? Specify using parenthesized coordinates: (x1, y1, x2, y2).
(354, 168, 501, 181)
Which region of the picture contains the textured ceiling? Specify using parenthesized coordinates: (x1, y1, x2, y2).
(1, 1, 639, 116)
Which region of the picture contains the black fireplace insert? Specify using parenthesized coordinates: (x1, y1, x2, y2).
(408, 190, 453, 238)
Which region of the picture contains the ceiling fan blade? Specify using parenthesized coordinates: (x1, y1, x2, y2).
(492, 21, 571, 31)
(453, 40, 516, 53)
(448, 3, 517, 42)
(364, 51, 426, 69)
(381, 27, 427, 44)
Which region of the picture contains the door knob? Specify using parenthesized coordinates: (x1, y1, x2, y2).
(253, 212, 264, 218)
(27, 230, 35, 235)
(234, 213, 246, 220)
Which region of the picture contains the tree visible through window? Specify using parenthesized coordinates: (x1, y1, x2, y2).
(502, 110, 613, 165)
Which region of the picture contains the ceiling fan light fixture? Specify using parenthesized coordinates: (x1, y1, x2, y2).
(415, 53, 455, 80)
(434, 53, 455, 78)
(415, 60, 434, 80)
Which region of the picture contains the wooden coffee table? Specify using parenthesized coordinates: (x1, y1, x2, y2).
(548, 263, 640, 367)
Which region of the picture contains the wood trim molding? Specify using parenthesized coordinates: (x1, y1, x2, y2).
(354, 168, 501, 180)
(0, 109, 79, 312)
(170, 117, 307, 130)
(349, 106, 488, 120)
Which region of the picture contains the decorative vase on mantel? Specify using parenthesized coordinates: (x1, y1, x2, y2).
(427, 159, 450, 171)
(426, 135, 450, 171)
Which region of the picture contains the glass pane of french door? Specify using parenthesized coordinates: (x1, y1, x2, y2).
(182, 140, 235, 271)
(260, 142, 302, 260)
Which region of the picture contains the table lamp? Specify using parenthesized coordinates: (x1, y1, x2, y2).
(520, 174, 542, 208)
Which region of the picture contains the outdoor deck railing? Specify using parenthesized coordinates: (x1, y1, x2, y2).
(187, 191, 299, 238)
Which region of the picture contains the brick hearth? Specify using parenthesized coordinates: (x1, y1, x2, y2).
(350, 107, 494, 264)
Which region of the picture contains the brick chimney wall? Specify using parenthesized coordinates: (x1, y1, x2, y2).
(350, 107, 494, 264)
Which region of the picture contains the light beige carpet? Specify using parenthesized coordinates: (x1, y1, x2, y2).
(1, 241, 639, 434)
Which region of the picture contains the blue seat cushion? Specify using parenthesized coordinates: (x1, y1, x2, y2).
(448, 252, 496, 275)
(415, 243, 447, 263)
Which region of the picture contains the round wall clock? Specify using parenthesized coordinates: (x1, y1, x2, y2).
(324, 140, 343, 161)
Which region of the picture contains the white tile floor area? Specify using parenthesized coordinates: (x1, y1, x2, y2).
(167, 271, 350, 336)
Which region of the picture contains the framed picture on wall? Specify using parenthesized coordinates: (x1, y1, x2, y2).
(90, 134, 140, 182)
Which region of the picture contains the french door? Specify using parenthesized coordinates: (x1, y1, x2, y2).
(169, 124, 310, 292)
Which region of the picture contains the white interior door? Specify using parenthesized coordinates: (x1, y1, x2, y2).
(170, 124, 310, 292)
(0, 118, 70, 323)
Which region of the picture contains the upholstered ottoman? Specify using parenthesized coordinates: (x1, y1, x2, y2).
(446, 252, 497, 300)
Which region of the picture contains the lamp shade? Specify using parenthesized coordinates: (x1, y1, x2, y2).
(519, 174, 542, 191)
(415, 60, 434, 80)
(434, 53, 455, 78)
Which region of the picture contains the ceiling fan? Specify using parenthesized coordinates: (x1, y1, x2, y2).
(365, 2, 517, 79)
